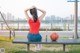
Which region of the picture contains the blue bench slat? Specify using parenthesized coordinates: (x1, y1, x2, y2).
(12, 38, 80, 44)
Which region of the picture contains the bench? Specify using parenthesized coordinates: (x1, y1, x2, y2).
(12, 38, 80, 52)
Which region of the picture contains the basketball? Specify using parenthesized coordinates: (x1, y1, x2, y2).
(50, 32, 59, 41)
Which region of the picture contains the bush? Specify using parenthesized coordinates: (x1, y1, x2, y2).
(40, 28, 63, 31)
(13, 28, 63, 31)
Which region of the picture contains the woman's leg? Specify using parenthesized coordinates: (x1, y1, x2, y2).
(35, 34, 42, 50)
(35, 44, 42, 50)
(34, 33, 42, 51)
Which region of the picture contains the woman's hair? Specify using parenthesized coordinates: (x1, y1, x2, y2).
(30, 8, 38, 22)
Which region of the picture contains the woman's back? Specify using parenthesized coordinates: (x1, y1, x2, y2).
(28, 18, 40, 34)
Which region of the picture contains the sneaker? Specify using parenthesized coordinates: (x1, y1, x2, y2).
(35, 45, 41, 51)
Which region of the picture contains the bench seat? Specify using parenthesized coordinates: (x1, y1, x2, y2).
(12, 38, 80, 51)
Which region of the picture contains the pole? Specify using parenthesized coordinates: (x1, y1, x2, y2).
(67, 0, 79, 39)
(0, 11, 16, 39)
(0, 12, 11, 30)
(74, 0, 78, 39)
(0, 7, 15, 39)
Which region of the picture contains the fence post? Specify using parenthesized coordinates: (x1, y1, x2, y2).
(9, 30, 11, 39)
(1, 23, 3, 30)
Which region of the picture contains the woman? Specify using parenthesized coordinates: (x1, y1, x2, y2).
(25, 6, 46, 50)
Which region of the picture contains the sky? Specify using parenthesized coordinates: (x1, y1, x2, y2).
(0, 0, 80, 19)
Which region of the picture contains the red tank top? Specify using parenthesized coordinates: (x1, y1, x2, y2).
(28, 18, 40, 34)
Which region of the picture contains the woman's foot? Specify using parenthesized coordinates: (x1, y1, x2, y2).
(35, 44, 42, 51)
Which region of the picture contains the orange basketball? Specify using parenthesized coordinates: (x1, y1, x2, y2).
(50, 32, 59, 41)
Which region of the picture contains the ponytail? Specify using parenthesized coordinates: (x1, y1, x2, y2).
(33, 13, 38, 22)
(30, 8, 38, 22)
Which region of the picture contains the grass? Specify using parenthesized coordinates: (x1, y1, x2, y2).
(0, 36, 80, 53)
(0, 36, 26, 41)
(0, 36, 14, 41)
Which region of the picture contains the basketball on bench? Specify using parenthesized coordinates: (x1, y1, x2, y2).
(50, 32, 59, 41)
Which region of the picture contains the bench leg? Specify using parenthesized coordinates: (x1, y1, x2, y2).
(63, 44, 65, 52)
(27, 44, 30, 51)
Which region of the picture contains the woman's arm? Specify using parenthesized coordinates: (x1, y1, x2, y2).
(24, 8, 30, 20)
(37, 8, 46, 20)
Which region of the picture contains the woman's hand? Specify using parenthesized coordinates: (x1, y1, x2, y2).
(31, 6, 36, 9)
(25, 6, 36, 11)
